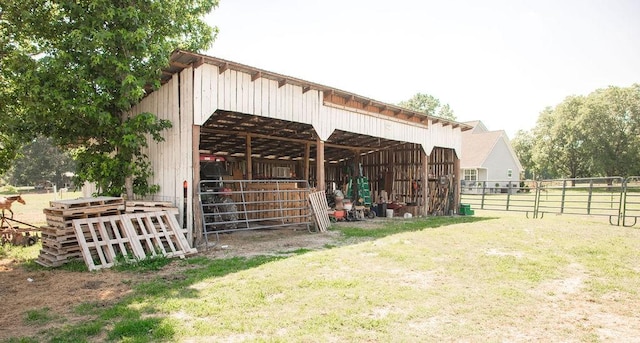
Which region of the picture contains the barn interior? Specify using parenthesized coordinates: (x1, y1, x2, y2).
(197, 109, 460, 219)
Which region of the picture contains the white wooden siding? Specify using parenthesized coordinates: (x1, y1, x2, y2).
(193, 64, 463, 158)
(125, 62, 463, 241)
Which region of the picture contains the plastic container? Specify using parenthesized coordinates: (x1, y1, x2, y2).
(386, 209, 394, 218)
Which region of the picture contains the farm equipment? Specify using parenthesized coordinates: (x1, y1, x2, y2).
(1, 216, 39, 246)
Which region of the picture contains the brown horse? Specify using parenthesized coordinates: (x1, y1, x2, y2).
(0, 195, 26, 219)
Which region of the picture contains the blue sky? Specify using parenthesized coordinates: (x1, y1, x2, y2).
(206, 0, 640, 137)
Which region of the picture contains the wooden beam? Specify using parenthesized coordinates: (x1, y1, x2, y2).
(304, 142, 310, 182)
(346, 95, 355, 103)
(246, 135, 253, 180)
(193, 57, 205, 68)
(316, 138, 325, 191)
(200, 128, 373, 151)
(219, 62, 229, 74)
(453, 150, 461, 214)
(251, 72, 262, 82)
(171, 61, 190, 69)
(278, 79, 287, 88)
(421, 148, 429, 217)
(302, 86, 311, 93)
(192, 125, 202, 246)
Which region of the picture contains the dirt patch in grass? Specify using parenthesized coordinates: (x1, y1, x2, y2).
(0, 226, 348, 340)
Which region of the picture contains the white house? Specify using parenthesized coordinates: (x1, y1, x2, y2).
(460, 121, 523, 192)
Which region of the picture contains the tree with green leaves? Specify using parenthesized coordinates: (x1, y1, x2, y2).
(398, 93, 457, 120)
(0, 0, 218, 196)
(579, 85, 640, 177)
(511, 130, 535, 179)
(529, 84, 640, 181)
(6, 136, 75, 187)
(532, 98, 594, 180)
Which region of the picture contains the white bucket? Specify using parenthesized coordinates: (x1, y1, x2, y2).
(404, 213, 412, 219)
(386, 209, 394, 218)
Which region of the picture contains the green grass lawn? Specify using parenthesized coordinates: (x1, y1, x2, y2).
(3, 212, 640, 342)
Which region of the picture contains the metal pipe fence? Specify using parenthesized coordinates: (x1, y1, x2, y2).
(460, 177, 640, 227)
(198, 179, 313, 246)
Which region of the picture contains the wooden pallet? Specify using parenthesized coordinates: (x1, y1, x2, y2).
(73, 211, 196, 271)
(49, 197, 124, 209)
(308, 191, 330, 232)
(125, 200, 179, 215)
(36, 197, 126, 268)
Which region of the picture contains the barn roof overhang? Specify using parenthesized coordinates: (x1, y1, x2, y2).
(157, 49, 473, 132)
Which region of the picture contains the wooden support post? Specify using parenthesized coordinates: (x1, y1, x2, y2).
(246, 135, 253, 180)
(421, 147, 429, 217)
(192, 125, 202, 246)
(316, 138, 325, 191)
(453, 149, 461, 214)
(304, 142, 310, 182)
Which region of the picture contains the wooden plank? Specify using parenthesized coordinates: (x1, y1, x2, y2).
(308, 191, 330, 232)
(49, 197, 124, 209)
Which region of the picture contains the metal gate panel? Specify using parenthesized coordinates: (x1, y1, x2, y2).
(198, 179, 313, 246)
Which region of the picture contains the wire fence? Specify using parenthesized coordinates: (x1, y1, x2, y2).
(460, 177, 640, 227)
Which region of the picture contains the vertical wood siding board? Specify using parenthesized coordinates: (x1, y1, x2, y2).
(209, 65, 219, 121)
(288, 84, 296, 121)
(269, 80, 277, 118)
(243, 72, 251, 114)
(224, 69, 231, 110)
(276, 82, 283, 119)
(253, 76, 262, 115)
(236, 70, 244, 112)
(217, 69, 225, 110)
(229, 70, 237, 111)
(261, 78, 270, 115)
(194, 66, 202, 125)
(201, 66, 212, 125)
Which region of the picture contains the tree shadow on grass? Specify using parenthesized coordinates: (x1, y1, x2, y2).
(14, 216, 496, 343)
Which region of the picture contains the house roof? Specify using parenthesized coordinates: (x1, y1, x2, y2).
(461, 129, 505, 168)
(461, 121, 524, 170)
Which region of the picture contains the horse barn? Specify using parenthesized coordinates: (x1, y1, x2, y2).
(117, 49, 471, 245)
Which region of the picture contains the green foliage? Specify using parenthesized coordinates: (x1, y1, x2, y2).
(511, 130, 537, 179)
(1, 0, 219, 196)
(398, 93, 457, 120)
(5, 136, 75, 187)
(529, 84, 640, 179)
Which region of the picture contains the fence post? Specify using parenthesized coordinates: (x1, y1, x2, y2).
(533, 180, 542, 218)
(480, 181, 486, 209)
(506, 181, 511, 211)
(587, 179, 593, 215)
(561, 180, 567, 214)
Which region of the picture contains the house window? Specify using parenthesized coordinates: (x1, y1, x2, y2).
(507, 169, 513, 178)
(464, 169, 477, 182)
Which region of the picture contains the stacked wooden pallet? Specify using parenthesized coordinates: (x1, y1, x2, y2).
(125, 200, 179, 215)
(36, 197, 125, 267)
